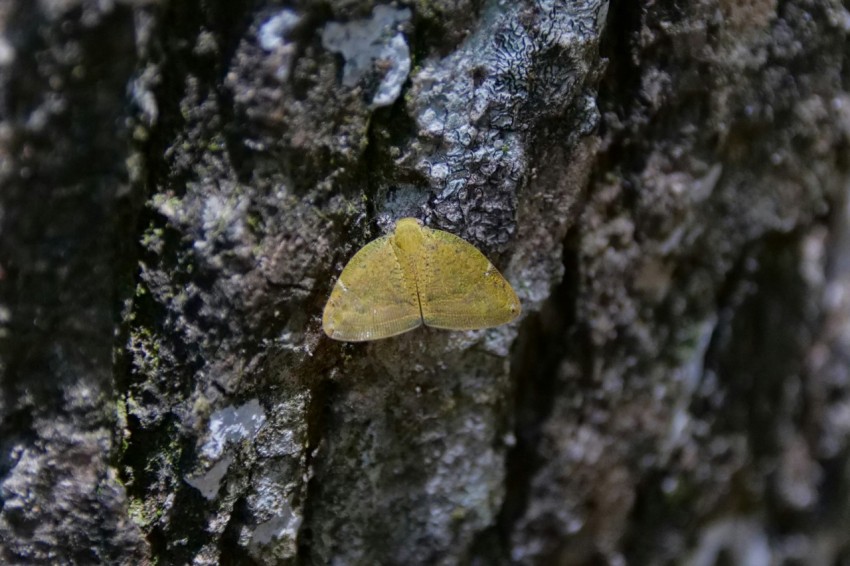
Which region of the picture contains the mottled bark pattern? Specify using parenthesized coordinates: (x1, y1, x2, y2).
(1, 0, 849, 564)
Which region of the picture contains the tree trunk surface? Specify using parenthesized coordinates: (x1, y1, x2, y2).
(2, 0, 850, 564)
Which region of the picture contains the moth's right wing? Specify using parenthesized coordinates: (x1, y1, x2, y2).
(417, 227, 521, 331)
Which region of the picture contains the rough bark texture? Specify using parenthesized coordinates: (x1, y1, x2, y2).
(1, 0, 850, 564)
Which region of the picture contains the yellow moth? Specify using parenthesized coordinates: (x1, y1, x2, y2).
(323, 218, 521, 341)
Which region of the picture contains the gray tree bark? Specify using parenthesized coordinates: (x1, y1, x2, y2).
(2, 0, 850, 564)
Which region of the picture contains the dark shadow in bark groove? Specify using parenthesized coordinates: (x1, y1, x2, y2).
(121, 412, 210, 564)
(0, 409, 35, 489)
(595, 0, 644, 140)
(220, 496, 261, 566)
(704, 232, 810, 457)
(141, 0, 207, 197)
(213, 1, 266, 186)
(140, 0, 252, 195)
(296, 376, 337, 564)
(362, 96, 427, 217)
(479, 230, 583, 561)
(623, 230, 816, 562)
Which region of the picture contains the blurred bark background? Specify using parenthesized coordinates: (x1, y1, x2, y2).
(1, 0, 850, 564)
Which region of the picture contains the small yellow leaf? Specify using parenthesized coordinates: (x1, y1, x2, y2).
(323, 218, 521, 341)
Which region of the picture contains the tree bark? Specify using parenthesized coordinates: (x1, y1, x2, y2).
(2, 0, 850, 564)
